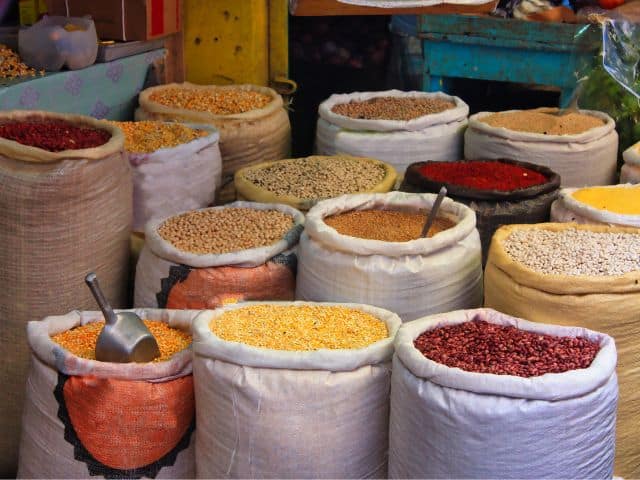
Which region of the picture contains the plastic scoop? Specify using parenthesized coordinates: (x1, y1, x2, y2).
(85, 273, 160, 363)
(421, 186, 447, 238)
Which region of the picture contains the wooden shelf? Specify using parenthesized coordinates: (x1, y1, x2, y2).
(290, 0, 498, 16)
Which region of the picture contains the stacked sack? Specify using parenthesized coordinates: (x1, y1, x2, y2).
(621, 141, 640, 183)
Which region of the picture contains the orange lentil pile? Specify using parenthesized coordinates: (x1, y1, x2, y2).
(149, 87, 272, 115)
(51, 320, 191, 362)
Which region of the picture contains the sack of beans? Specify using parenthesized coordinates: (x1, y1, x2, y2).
(192, 301, 401, 478)
(551, 184, 640, 227)
(464, 108, 618, 187)
(389, 308, 618, 479)
(315, 90, 469, 174)
(136, 83, 291, 204)
(18, 309, 197, 479)
(234, 155, 397, 211)
(621, 141, 640, 184)
(400, 159, 561, 264)
(0, 111, 130, 477)
(112, 121, 222, 232)
(296, 192, 483, 321)
(134, 202, 304, 309)
(484, 223, 640, 478)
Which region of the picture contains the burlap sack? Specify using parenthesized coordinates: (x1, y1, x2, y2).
(18, 309, 197, 479)
(0, 110, 131, 477)
(484, 223, 640, 479)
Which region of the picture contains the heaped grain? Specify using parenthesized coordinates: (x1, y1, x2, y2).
(51, 320, 191, 362)
(0, 44, 43, 79)
(571, 185, 640, 215)
(158, 207, 294, 254)
(110, 121, 207, 153)
(324, 209, 455, 241)
(331, 96, 455, 121)
(414, 320, 600, 377)
(210, 304, 388, 351)
(149, 88, 272, 115)
(480, 110, 604, 135)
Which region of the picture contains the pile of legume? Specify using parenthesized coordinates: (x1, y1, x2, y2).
(210, 304, 388, 351)
(0, 120, 111, 151)
(243, 156, 387, 199)
(149, 87, 272, 115)
(503, 227, 640, 276)
(331, 96, 455, 121)
(158, 207, 294, 254)
(324, 209, 455, 241)
(0, 44, 43, 80)
(571, 185, 640, 215)
(414, 320, 600, 377)
(480, 110, 604, 135)
(51, 320, 191, 362)
(110, 121, 207, 153)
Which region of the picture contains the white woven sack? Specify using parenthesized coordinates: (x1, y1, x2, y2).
(129, 124, 222, 232)
(330, 0, 493, 7)
(621, 164, 640, 184)
(389, 308, 618, 479)
(18, 309, 198, 479)
(192, 301, 402, 479)
(315, 91, 469, 174)
(464, 110, 618, 187)
(296, 192, 483, 321)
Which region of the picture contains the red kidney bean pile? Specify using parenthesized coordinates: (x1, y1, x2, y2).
(414, 320, 600, 378)
(0, 120, 111, 152)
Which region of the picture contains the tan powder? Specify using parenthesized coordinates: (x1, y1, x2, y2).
(480, 110, 604, 135)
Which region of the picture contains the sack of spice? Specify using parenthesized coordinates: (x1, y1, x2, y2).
(136, 83, 291, 204)
(111, 121, 223, 232)
(400, 158, 561, 265)
(134, 202, 304, 309)
(0, 111, 130, 477)
(192, 301, 401, 478)
(551, 184, 640, 227)
(464, 108, 618, 187)
(389, 308, 617, 479)
(621, 141, 640, 184)
(18, 309, 197, 478)
(234, 155, 397, 211)
(296, 192, 483, 321)
(315, 90, 469, 175)
(484, 223, 640, 478)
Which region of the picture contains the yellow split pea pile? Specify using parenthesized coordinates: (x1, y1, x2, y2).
(110, 121, 208, 153)
(149, 88, 272, 115)
(210, 304, 388, 351)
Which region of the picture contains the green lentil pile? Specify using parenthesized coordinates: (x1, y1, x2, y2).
(503, 227, 640, 276)
(243, 156, 387, 199)
(331, 96, 455, 121)
(158, 208, 294, 254)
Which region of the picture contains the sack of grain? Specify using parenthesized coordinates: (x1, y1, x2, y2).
(0, 111, 130, 477)
(484, 223, 640, 478)
(464, 108, 618, 187)
(296, 192, 483, 321)
(134, 202, 304, 309)
(192, 301, 401, 478)
(18, 309, 197, 479)
(621, 141, 640, 184)
(235, 155, 397, 211)
(136, 83, 291, 204)
(389, 308, 617, 479)
(315, 90, 468, 174)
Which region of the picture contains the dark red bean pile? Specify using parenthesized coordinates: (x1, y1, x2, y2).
(414, 320, 600, 378)
(0, 120, 111, 152)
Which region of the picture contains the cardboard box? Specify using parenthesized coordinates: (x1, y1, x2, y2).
(46, 0, 180, 41)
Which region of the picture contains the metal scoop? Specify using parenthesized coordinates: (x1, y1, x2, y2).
(85, 273, 160, 363)
(421, 186, 447, 238)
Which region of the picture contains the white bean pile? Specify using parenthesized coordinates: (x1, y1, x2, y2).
(503, 228, 640, 276)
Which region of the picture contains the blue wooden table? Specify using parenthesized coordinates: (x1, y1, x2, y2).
(418, 15, 601, 106)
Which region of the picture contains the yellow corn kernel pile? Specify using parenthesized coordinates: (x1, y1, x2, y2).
(110, 121, 208, 153)
(210, 304, 389, 351)
(0, 44, 43, 79)
(149, 87, 272, 115)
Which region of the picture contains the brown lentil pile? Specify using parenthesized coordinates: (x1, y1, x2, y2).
(480, 110, 604, 135)
(331, 96, 455, 121)
(51, 320, 191, 362)
(0, 44, 43, 80)
(243, 156, 387, 199)
(149, 87, 272, 115)
(414, 320, 600, 377)
(110, 121, 207, 153)
(158, 207, 294, 254)
(324, 209, 455, 241)
(210, 304, 388, 351)
(503, 228, 640, 276)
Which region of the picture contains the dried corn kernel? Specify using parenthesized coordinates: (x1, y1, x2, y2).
(110, 121, 208, 153)
(0, 44, 37, 80)
(149, 87, 272, 115)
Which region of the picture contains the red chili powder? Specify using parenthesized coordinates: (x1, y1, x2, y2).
(0, 120, 111, 152)
(418, 161, 548, 191)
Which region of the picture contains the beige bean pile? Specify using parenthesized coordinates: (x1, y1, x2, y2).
(243, 156, 387, 199)
(158, 208, 294, 254)
(503, 228, 640, 276)
(481, 110, 604, 135)
(210, 304, 388, 351)
(149, 88, 272, 115)
(331, 96, 455, 121)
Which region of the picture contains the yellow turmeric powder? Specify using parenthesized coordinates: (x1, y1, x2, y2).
(571, 185, 640, 215)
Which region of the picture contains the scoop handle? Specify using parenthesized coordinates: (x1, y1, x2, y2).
(85, 272, 118, 326)
(421, 186, 447, 238)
